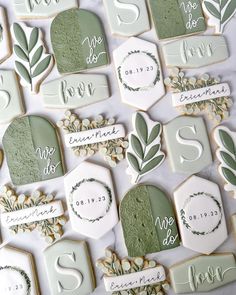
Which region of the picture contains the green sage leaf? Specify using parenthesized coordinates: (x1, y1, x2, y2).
(29, 27, 39, 52)
(140, 155, 164, 175)
(135, 113, 148, 144)
(31, 46, 43, 67)
(220, 0, 229, 9)
(222, 1, 236, 25)
(13, 23, 28, 52)
(147, 124, 161, 145)
(219, 129, 235, 155)
(14, 45, 28, 61)
(204, 1, 221, 19)
(131, 134, 143, 159)
(222, 167, 236, 185)
(15, 61, 31, 84)
(32, 55, 51, 78)
(220, 151, 236, 170)
(127, 152, 140, 173)
(144, 144, 160, 162)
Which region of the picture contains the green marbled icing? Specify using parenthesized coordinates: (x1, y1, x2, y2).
(3, 115, 64, 185)
(51, 8, 109, 74)
(120, 185, 179, 257)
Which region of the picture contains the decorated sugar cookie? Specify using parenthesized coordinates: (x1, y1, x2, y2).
(170, 253, 236, 293)
(0, 185, 67, 243)
(120, 185, 180, 257)
(11, 23, 53, 94)
(0, 7, 11, 64)
(162, 36, 229, 68)
(232, 214, 236, 240)
(64, 161, 118, 239)
(163, 116, 212, 174)
(113, 37, 165, 111)
(174, 175, 228, 255)
(97, 249, 170, 295)
(164, 69, 232, 123)
(51, 8, 109, 74)
(0, 246, 40, 295)
(44, 240, 95, 295)
(12, 0, 78, 19)
(41, 74, 110, 109)
(149, 0, 206, 40)
(203, 0, 236, 34)
(126, 112, 165, 184)
(214, 126, 236, 198)
(0, 70, 25, 124)
(3, 115, 65, 186)
(58, 111, 128, 167)
(103, 0, 150, 37)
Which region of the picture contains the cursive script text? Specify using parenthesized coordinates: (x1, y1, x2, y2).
(82, 36, 106, 65)
(35, 146, 61, 176)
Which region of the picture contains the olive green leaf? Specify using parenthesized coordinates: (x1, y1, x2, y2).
(141, 155, 165, 175)
(32, 55, 51, 77)
(127, 152, 140, 173)
(135, 112, 148, 144)
(144, 144, 160, 162)
(220, 151, 236, 170)
(31, 45, 43, 67)
(13, 23, 28, 51)
(222, 167, 236, 186)
(14, 45, 29, 61)
(219, 129, 235, 155)
(29, 27, 39, 52)
(131, 134, 143, 159)
(15, 61, 31, 84)
(204, 1, 220, 19)
(147, 124, 160, 145)
(222, 1, 236, 24)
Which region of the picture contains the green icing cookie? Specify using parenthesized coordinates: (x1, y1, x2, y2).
(51, 8, 109, 74)
(148, 0, 206, 40)
(120, 185, 180, 257)
(3, 115, 64, 185)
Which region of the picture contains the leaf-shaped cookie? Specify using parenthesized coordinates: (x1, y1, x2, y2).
(11, 22, 53, 94)
(214, 126, 236, 198)
(126, 112, 165, 184)
(203, 0, 236, 33)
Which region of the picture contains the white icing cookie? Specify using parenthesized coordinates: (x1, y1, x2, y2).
(64, 161, 118, 239)
(12, 0, 78, 19)
(0, 7, 11, 64)
(0, 70, 25, 124)
(41, 74, 110, 109)
(113, 37, 165, 111)
(0, 246, 40, 295)
(103, 0, 150, 37)
(174, 175, 228, 255)
(11, 22, 54, 94)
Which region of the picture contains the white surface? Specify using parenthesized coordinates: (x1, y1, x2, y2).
(0, 0, 236, 295)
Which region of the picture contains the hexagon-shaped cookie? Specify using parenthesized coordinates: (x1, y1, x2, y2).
(64, 161, 118, 239)
(174, 175, 228, 255)
(0, 246, 40, 295)
(113, 37, 165, 111)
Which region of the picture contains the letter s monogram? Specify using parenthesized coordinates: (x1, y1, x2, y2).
(55, 252, 83, 293)
(114, 0, 140, 25)
(176, 125, 203, 163)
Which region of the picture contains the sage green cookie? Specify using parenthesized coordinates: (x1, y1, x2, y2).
(148, 0, 206, 40)
(51, 8, 109, 74)
(3, 115, 64, 185)
(120, 185, 180, 257)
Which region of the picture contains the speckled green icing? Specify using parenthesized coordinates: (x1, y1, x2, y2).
(51, 8, 109, 74)
(120, 185, 180, 257)
(44, 239, 95, 295)
(3, 115, 64, 185)
(148, 0, 206, 40)
(170, 253, 236, 293)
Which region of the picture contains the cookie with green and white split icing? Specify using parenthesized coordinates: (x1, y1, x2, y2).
(51, 8, 109, 74)
(97, 249, 170, 295)
(12, 0, 78, 19)
(11, 22, 53, 94)
(0, 7, 11, 64)
(203, 0, 236, 34)
(126, 112, 165, 184)
(120, 185, 180, 257)
(174, 175, 228, 255)
(3, 115, 65, 186)
(148, 0, 206, 40)
(214, 126, 236, 199)
(0, 246, 40, 295)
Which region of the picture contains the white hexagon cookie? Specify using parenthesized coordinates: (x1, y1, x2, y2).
(174, 175, 228, 255)
(113, 37, 165, 111)
(0, 246, 40, 295)
(64, 161, 118, 239)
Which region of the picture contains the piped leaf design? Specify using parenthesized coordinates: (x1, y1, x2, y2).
(204, 1, 220, 18)
(222, 167, 236, 186)
(219, 129, 235, 155)
(11, 22, 53, 94)
(126, 112, 165, 184)
(220, 151, 236, 170)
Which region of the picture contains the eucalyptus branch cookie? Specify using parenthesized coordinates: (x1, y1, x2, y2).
(97, 248, 170, 295)
(0, 7, 11, 64)
(11, 22, 53, 94)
